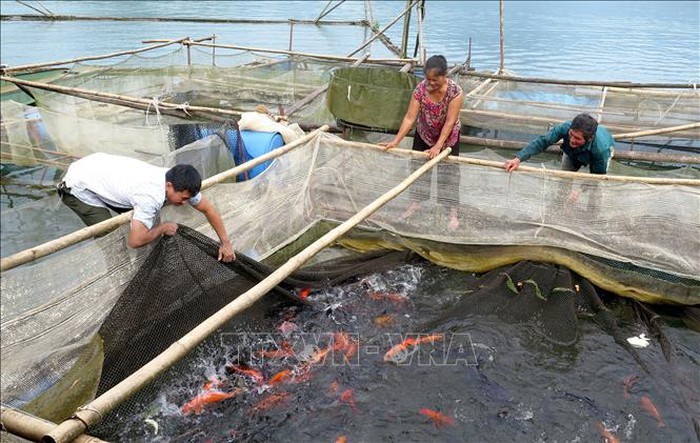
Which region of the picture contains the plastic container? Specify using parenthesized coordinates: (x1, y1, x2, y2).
(240, 130, 285, 179)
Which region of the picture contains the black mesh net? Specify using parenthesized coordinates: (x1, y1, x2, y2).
(96, 225, 415, 399)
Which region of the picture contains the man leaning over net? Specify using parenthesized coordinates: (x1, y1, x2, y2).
(57, 152, 235, 262)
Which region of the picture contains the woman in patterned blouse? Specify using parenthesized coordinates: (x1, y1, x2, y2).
(380, 55, 464, 229)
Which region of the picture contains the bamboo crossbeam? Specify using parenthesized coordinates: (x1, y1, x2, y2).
(0, 141, 81, 161)
(615, 122, 700, 139)
(189, 41, 416, 64)
(2, 38, 188, 74)
(457, 70, 698, 89)
(0, 406, 106, 443)
(347, 0, 418, 57)
(0, 76, 242, 121)
(460, 108, 699, 135)
(0, 126, 328, 273)
(285, 53, 371, 115)
(458, 135, 700, 164)
(42, 146, 452, 443)
(0, 14, 366, 26)
(451, 155, 700, 185)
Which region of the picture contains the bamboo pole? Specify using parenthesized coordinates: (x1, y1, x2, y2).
(460, 108, 699, 135)
(0, 14, 366, 26)
(596, 86, 608, 123)
(42, 146, 452, 443)
(400, 0, 413, 59)
(0, 76, 242, 121)
(16, 0, 51, 17)
(369, 23, 403, 57)
(499, 0, 505, 74)
(2, 38, 188, 73)
(451, 155, 700, 185)
(0, 141, 80, 161)
(457, 70, 698, 89)
(458, 135, 700, 164)
(347, 0, 418, 57)
(316, 0, 334, 21)
(0, 126, 329, 273)
(615, 122, 700, 139)
(189, 41, 416, 64)
(0, 406, 106, 443)
(285, 53, 371, 116)
(416, 0, 426, 65)
(314, 0, 346, 23)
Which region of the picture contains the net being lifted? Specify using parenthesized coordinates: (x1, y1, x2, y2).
(1, 131, 698, 426)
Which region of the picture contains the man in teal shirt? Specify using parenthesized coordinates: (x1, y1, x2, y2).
(504, 113, 614, 174)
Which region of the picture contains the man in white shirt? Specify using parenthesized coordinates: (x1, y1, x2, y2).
(58, 153, 235, 262)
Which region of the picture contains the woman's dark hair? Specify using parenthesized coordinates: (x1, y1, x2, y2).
(166, 164, 202, 195)
(424, 55, 448, 76)
(571, 114, 598, 140)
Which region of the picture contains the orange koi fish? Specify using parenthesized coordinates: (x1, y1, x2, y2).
(594, 421, 620, 443)
(328, 381, 342, 394)
(268, 369, 291, 386)
(640, 395, 665, 427)
(383, 334, 444, 362)
(182, 388, 241, 415)
(332, 332, 351, 351)
(344, 341, 358, 359)
(622, 375, 639, 398)
(227, 363, 264, 384)
(335, 436, 348, 443)
(373, 314, 394, 327)
(248, 392, 290, 415)
(256, 340, 296, 359)
(308, 346, 332, 365)
(369, 291, 408, 303)
(419, 408, 455, 428)
(202, 375, 223, 391)
(339, 388, 357, 412)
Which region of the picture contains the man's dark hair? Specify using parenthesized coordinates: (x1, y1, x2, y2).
(166, 164, 201, 195)
(571, 114, 598, 140)
(425, 55, 448, 76)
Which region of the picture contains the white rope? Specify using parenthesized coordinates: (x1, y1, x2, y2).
(145, 95, 163, 127)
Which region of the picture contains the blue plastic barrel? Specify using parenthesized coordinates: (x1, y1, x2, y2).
(240, 130, 284, 179)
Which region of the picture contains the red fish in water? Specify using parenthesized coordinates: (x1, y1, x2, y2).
(373, 314, 394, 327)
(339, 388, 357, 412)
(622, 375, 639, 398)
(268, 369, 291, 386)
(369, 291, 408, 303)
(331, 331, 358, 360)
(307, 346, 332, 365)
(328, 381, 342, 394)
(640, 395, 665, 427)
(201, 375, 223, 391)
(182, 388, 241, 415)
(226, 363, 264, 384)
(248, 392, 290, 415)
(298, 287, 312, 299)
(383, 334, 444, 362)
(594, 421, 620, 443)
(256, 340, 295, 359)
(419, 408, 455, 428)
